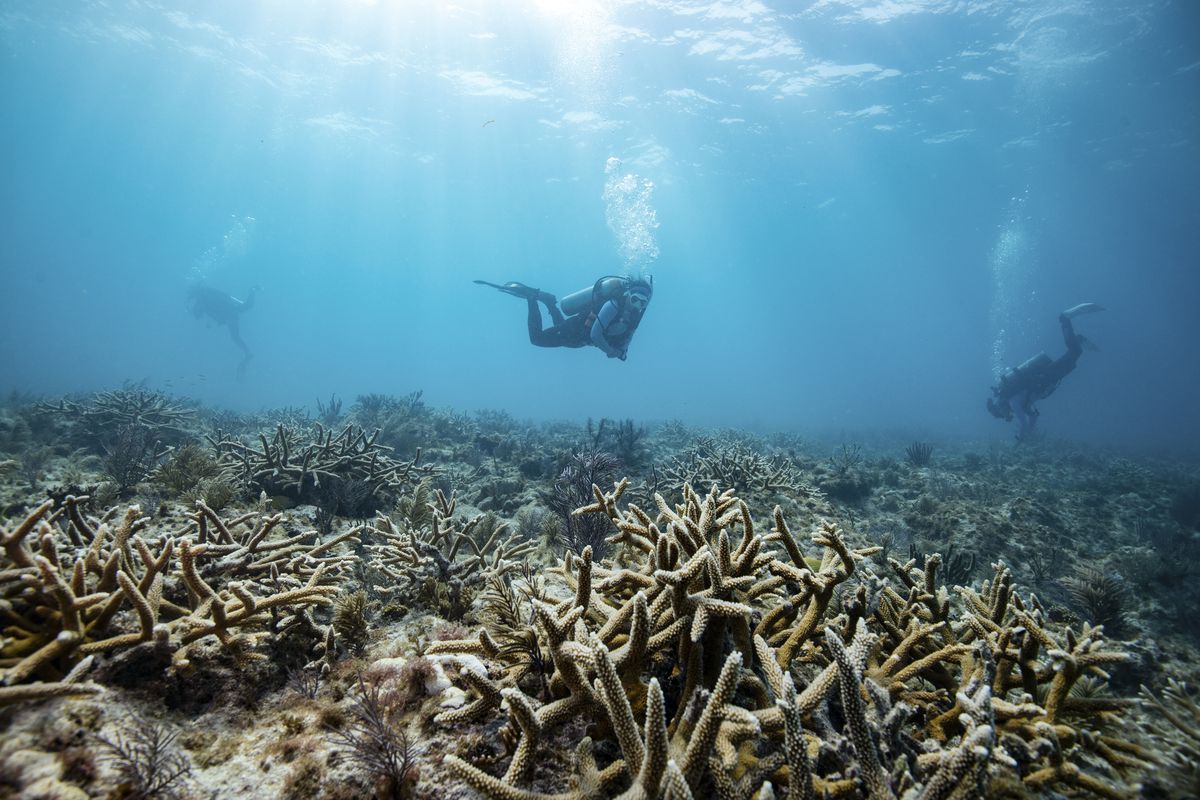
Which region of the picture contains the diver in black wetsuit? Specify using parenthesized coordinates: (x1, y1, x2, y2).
(987, 303, 1105, 440)
(188, 285, 256, 377)
(475, 275, 652, 361)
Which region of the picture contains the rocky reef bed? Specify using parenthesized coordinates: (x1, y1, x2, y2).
(1, 388, 1198, 799)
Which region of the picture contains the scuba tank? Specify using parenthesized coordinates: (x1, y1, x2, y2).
(1015, 352, 1052, 375)
(999, 352, 1051, 395)
(560, 276, 626, 316)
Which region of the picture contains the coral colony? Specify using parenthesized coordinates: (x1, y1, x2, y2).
(1, 388, 1198, 798)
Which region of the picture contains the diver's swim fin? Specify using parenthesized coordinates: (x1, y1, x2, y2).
(474, 279, 541, 299)
(1062, 302, 1105, 319)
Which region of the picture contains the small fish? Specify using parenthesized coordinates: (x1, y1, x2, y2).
(482, 119, 495, 128)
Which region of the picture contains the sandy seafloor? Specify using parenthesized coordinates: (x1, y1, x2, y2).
(1, 388, 1198, 800)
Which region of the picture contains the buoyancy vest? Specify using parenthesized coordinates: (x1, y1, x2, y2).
(997, 352, 1052, 399)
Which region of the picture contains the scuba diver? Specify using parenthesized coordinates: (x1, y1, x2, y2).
(475, 274, 652, 360)
(987, 303, 1105, 440)
(188, 284, 257, 378)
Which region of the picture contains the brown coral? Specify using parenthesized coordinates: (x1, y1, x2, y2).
(422, 481, 1153, 799)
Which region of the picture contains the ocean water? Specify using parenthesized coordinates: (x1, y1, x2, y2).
(1, 0, 1197, 452)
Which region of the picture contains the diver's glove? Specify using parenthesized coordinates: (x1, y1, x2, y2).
(619, 351, 628, 361)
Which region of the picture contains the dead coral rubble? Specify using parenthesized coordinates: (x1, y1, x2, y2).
(0, 496, 357, 702)
(425, 481, 1152, 799)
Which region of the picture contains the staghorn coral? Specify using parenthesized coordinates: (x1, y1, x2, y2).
(7, 386, 1197, 800)
(363, 487, 536, 619)
(906, 543, 976, 588)
(210, 422, 439, 510)
(35, 389, 193, 493)
(181, 499, 360, 584)
(0, 655, 102, 706)
(1137, 686, 1195, 796)
(1141, 680, 1200, 750)
(422, 481, 1153, 799)
(37, 387, 195, 443)
(0, 496, 357, 699)
(661, 436, 818, 498)
(1140, 679, 1200, 795)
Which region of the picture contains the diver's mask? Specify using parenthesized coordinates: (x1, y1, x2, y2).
(625, 276, 653, 314)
